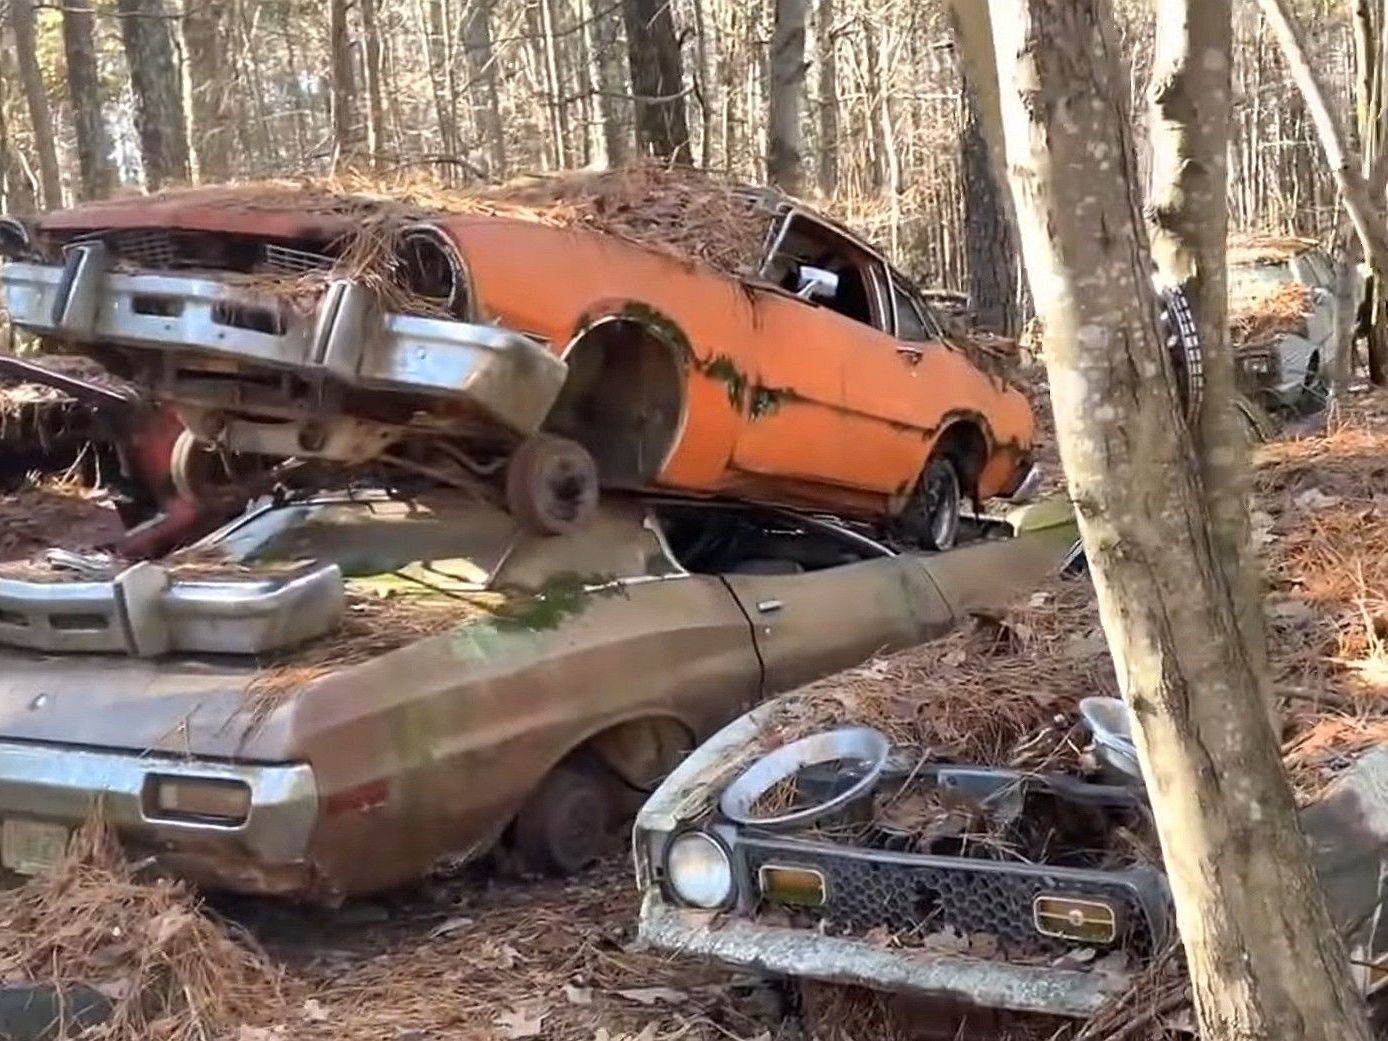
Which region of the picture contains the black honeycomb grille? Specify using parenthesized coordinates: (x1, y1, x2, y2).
(741, 838, 1160, 959)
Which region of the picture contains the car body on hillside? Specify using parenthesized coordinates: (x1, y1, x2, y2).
(0, 487, 1075, 902)
(0, 173, 1034, 547)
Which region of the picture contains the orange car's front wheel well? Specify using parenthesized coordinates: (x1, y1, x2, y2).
(926, 421, 989, 504)
(546, 317, 688, 488)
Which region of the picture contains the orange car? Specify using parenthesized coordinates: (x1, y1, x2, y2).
(0, 179, 1034, 549)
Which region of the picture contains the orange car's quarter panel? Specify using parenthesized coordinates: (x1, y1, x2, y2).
(448, 217, 1031, 514)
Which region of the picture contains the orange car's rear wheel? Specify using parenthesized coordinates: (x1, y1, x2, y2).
(513, 758, 613, 876)
(505, 434, 600, 536)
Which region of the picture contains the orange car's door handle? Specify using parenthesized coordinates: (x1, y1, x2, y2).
(757, 599, 784, 614)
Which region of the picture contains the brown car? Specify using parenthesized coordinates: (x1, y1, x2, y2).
(0, 491, 1075, 902)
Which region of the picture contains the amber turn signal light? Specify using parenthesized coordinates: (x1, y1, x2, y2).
(757, 864, 828, 907)
(1032, 894, 1119, 945)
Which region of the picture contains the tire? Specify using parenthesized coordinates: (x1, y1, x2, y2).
(504, 434, 600, 536)
(911, 457, 962, 551)
(512, 759, 613, 876)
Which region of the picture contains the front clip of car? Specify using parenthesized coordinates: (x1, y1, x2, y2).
(632, 701, 1162, 1021)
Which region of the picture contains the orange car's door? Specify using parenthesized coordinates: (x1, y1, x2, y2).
(729, 244, 927, 498)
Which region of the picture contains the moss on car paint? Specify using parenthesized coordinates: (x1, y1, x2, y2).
(491, 572, 626, 633)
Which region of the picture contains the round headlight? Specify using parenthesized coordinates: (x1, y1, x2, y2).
(665, 831, 734, 909)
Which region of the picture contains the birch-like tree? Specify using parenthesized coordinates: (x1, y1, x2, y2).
(979, 0, 1374, 1036)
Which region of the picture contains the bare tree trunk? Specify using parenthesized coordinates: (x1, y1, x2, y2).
(361, 0, 387, 166)
(622, 0, 691, 162)
(815, 0, 838, 196)
(1147, 0, 1269, 707)
(0, 54, 37, 215)
(420, 0, 459, 163)
(689, 0, 714, 166)
(11, 0, 62, 208)
(959, 75, 1015, 334)
(463, 0, 507, 178)
(538, 0, 570, 168)
(328, 0, 360, 163)
(62, 0, 115, 200)
(984, 1, 1373, 1038)
(119, 0, 193, 190)
(1257, 0, 1388, 385)
(182, 0, 233, 181)
(585, 0, 629, 167)
(768, 0, 808, 193)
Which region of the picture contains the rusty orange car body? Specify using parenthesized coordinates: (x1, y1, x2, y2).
(6, 183, 1035, 529)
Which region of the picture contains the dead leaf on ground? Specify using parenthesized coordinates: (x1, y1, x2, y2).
(494, 1001, 548, 1039)
(563, 983, 594, 1006)
(614, 986, 689, 1006)
(428, 915, 474, 940)
(302, 998, 330, 1022)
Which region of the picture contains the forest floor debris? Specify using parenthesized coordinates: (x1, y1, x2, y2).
(0, 819, 285, 1041)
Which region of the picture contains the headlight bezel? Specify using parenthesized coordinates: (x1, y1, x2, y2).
(661, 828, 737, 911)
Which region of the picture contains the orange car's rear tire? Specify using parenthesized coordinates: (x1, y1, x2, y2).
(513, 758, 613, 876)
(505, 434, 600, 536)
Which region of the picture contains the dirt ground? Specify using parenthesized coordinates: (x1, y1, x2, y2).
(227, 860, 795, 1041)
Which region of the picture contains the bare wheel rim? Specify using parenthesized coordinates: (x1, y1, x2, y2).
(924, 463, 961, 547)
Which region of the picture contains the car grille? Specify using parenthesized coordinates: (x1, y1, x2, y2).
(61, 228, 335, 276)
(740, 837, 1166, 958)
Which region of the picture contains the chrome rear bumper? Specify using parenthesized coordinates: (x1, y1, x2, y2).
(1, 246, 567, 439)
(0, 740, 316, 869)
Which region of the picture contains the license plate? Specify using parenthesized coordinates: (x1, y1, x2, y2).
(2, 819, 70, 876)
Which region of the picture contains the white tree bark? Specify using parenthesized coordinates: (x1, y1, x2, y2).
(984, 0, 1374, 1036)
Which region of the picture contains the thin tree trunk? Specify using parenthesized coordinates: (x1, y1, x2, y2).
(118, 0, 193, 190)
(0, 52, 38, 215)
(538, 0, 570, 168)
(622, 0, 691, 162)
(183, 0, 233, 181)
(1257, 0, 1388, 384)
(328, 0, 359, 163)
(691, 0, 714, 166)
(815, 0, 838, 196)
(984, 1, 1374, 1038)
(768, 0, 808, 193)
(959, 75, 1015, 334)
(586, 0, 628, 166)
(11, 0, 62, 208)
(361, 0, 387, 166)
(62, 0, 115, 200)
(463, 0, 507, 177)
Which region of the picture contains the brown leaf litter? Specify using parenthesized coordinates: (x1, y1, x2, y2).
(771, 391, 1388, 805)
(1229, 280, 1313, 352)
(0, 481, 124, 562)
(0, 817, 286, 1041)
(79, 165, 776, 317)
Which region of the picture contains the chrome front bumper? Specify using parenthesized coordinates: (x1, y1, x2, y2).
(638, 894, 1124, 1018)
(1, 247, 567, 438)
(0, 740, 317, 869)
(0, 561, 343, 656)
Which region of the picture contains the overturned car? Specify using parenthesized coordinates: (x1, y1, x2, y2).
(0, 168, 1034, 548)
